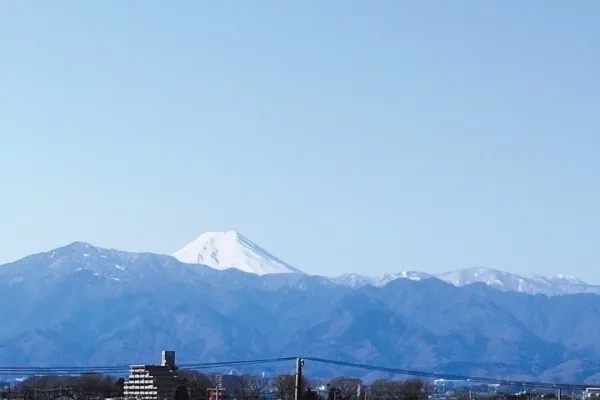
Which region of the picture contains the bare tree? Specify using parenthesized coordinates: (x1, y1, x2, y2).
(274, 374, 312, 400)
(178, 370, 213, 400)
(235, 374, 270, 400)
(174, 384, 192, 400)
(17, 376, 66, 390)
(74, 372, 118, 398)
(368, 379, 395, 400)
(274, 374, 296, 400)
(15, 373, 123, 399)
(400, 379, 430, 400)
(115, 377, 125, 397)
(368, 379, 429, 400)
(303, 388, 323, 400)
(328, 378, 363, 400)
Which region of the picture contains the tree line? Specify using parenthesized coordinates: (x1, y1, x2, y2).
(1, 373, 125, 399)
(0, 371, 430, 400)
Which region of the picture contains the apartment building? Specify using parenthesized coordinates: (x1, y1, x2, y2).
(124, 351, 178, 400)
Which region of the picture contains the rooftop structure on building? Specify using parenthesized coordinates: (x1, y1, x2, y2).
(124, 351, 178, 400)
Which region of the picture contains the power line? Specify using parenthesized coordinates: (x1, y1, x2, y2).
(0, 356, 594, 391)
(304, 357, 592, 390)
(0, 357, 297, 375)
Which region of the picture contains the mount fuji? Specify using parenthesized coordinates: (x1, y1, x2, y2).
(169, 230, 599, 296)
(172, 231, 304, 275)
(2, 237, 600, 381)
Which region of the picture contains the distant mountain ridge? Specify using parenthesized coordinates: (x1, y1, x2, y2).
(168, 230, 599, 296)
(3, 232, 598, 297)
(1, 240, 600, 383)
(330, 267, 600, 296)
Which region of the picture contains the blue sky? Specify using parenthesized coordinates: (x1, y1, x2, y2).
(1, 1, 599, 281)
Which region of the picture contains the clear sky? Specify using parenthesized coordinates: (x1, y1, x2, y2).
(1, 1, 599, 282)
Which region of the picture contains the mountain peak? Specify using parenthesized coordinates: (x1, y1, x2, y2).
(551, 274, 588, 285)
(172, 231, 303, 275)
(65, 241, 95, 250)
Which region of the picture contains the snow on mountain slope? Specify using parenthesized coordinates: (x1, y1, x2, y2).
(332, 273, 376, 287)
(331, 271, 433, 287)
(546, 274, 588, 286)
(435, 268, 600, 295)
(436, 267, 533, 292)
(0, 241, 211, 288)
(378, 271, 433, 286)
(172, 231, 303, 275)
(5, 237, 596, 296)
(330, 267, 600, 296)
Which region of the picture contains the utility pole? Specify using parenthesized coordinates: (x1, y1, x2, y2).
(558, 388, 562, 400)
(295, 358, 304, 400)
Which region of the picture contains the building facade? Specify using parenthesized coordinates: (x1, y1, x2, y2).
(124, 351, 178, 400)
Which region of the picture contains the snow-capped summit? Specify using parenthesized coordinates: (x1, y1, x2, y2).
(172, 231, 303, 275)
(378, 271, 433, 285)
(328, 267, 600, 296)
(436, 267, 524, 290)
(332, 273, 377, 287)
(434, 267, 599, 295)
(549, 274, 588, 285)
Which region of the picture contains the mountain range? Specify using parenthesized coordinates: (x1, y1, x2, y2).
(170, 231, 600, 296)
(0, 231, 599, 383)
(331, 269, 600, 296)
